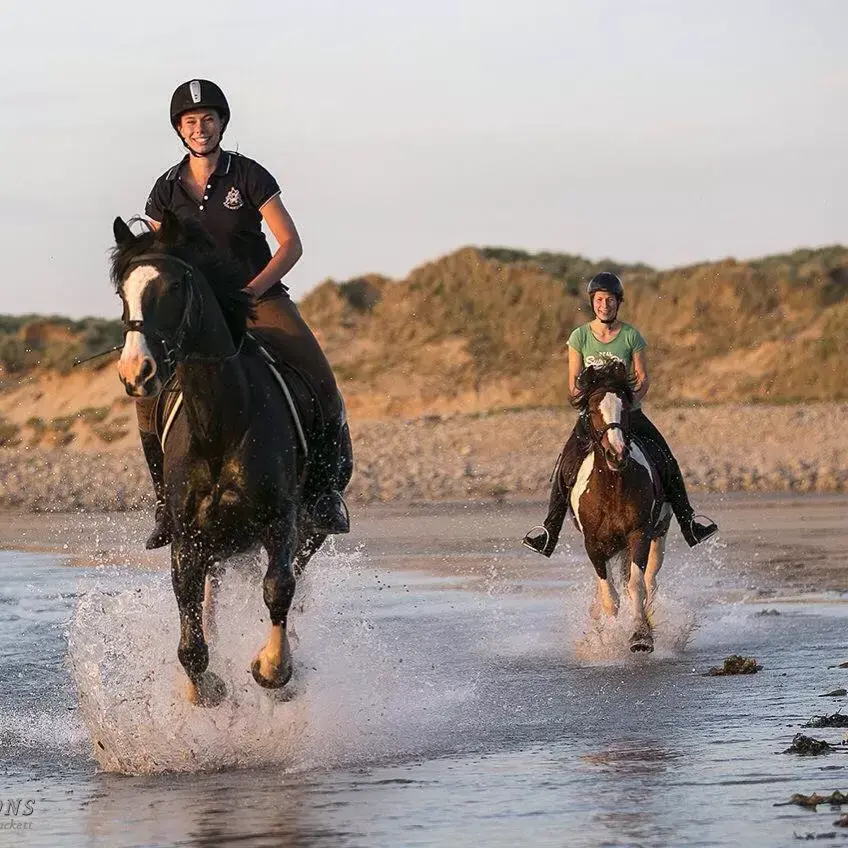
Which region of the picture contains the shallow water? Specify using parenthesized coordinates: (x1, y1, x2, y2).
(3, 502, 848, 847)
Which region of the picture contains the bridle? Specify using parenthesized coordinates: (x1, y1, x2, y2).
(584, 389, 632, 461)
(120, 252, 241, 369)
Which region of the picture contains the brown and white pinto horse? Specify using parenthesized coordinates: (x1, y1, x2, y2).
(569, 363, 672, 652)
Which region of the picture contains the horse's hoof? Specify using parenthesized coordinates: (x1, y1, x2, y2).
(186, 671, 227, 707)
(251, 657, 293, 689)
(630, 630, 654, 653)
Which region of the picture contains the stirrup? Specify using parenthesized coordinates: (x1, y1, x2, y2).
(682, 513, 718, 548)
(521, 525, 553, 557)
(311, 491, 350, 535)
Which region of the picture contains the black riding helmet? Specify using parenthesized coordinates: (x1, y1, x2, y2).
(170, 79, 230, 156)
(587, 271, 624, 323)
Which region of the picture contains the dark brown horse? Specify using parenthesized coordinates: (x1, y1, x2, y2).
(569, 363, 672, 652)
(111, 211, 350, 705)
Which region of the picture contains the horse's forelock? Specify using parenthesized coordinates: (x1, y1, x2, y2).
(571, 362, 635, 411)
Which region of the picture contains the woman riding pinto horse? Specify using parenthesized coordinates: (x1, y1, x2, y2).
(136, 78, 349, 549)
(522, 271, 718, 557)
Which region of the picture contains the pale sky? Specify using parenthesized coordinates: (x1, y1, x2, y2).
(1, 0, 845, 318)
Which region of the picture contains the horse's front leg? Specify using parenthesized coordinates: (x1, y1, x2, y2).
(251, 506, 298, 689)
(588, 551, 619, 619)
(644, 534, 666, 614)
(627, 531, 654, 653)
(172, 543, 226, 706)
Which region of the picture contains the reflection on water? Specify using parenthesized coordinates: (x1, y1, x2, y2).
(2, 509, 848, 847)
(582, 741, 681, 847)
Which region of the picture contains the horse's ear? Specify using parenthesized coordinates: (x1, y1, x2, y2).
(113, 217, 134, 247)
(158, 209, 183, 245)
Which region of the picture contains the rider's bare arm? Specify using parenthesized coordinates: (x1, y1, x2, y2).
(633, 349, 650, 401)
(245, 196, 303, 298)
(568, 347, 583, 400)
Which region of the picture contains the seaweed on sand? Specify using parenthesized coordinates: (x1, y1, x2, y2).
(775, 791, 848, 808)
(783, 734, 835, 756)
(704, 655, 762, 676)
(804, 712, 848, 729)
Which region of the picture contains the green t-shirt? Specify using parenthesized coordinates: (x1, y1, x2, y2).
(567, 322, 647, 409)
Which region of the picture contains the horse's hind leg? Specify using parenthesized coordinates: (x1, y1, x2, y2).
(627, 532, 654, 653)
(252, 507, 298, 689)
(172, 545, 226, 706)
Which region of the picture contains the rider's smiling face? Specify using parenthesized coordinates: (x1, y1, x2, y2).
(592, 292, 619, 322)
(178, 109, 223, 155)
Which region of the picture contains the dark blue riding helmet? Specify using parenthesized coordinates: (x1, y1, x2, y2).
(587, 271, 624, 302)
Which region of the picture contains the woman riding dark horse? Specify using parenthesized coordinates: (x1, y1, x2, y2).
(522, 271, 718, 557)
(113, 210, 347, 702)
(136, 78, 349, 549)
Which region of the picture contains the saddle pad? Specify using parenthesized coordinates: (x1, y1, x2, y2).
(159, 346, 309, 457)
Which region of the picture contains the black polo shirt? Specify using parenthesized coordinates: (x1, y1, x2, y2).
(145, 151, 285, 296)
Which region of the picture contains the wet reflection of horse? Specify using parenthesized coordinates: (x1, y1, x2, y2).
(569, 363, 672, 652)
(111, 212, 352, 705)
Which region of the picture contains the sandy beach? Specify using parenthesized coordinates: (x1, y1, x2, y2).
(0, 403, 845, 514)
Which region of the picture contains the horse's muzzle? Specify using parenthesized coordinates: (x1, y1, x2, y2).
(120, 375, 162, 398)
(605, 446, 631, 471)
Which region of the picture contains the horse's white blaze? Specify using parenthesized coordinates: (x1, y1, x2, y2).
(118, 265, 159, 385)
(570, 452, 595, 533)
(599, 391, 626, 455)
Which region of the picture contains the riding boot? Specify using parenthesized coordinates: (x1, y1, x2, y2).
(663, 461, 718, 547)
(522, 458, 571, 558)
(307, 416, 352, 535)
(139, 431, 172, 550)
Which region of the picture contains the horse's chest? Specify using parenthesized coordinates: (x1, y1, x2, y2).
(186, 457, 249, 526)
(571, 453, 649, 539)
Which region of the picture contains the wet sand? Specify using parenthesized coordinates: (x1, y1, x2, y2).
(1, 493, 845, 594)
(4, 494, 848, 846)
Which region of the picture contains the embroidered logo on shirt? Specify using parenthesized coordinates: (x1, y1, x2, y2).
(223, 187, 244, 210)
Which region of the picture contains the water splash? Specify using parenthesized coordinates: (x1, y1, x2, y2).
(67, 543, 476, 775)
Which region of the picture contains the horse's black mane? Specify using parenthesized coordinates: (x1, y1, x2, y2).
(571, 361, 636, 411)
(110, 217, 254, 340)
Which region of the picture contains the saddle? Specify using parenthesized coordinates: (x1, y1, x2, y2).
(153, 333, 315, 457)
(632, 436, 670, 534)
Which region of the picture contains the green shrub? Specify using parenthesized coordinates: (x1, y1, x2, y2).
(0, 420, 21, 447)
(78, 406, 110, 424)
(93, 423, 129, 443)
